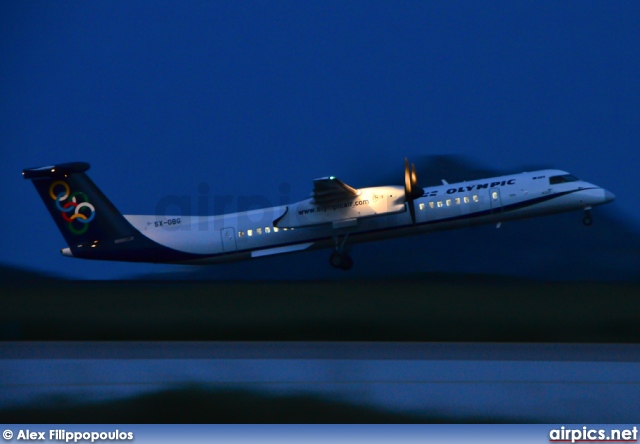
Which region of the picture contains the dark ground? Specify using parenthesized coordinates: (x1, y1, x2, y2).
(2, 275, 639, 342)
(2, 386, 513, 423)
(2, 269, 639, 423)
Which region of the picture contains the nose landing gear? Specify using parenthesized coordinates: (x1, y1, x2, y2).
(583, 207, 593, 226)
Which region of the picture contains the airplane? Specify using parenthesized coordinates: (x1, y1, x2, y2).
(23, 159, 615, 270)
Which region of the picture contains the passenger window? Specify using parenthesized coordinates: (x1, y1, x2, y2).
(492, 191, 498, 200)
(446, 199, 451, 206)
(473, 195, 479, 202)
(455, 198, 460, 205)
(429, 202, 435, 209)
(437, 201, 443, 208)
(238, 231, 245, 238)
(247, 230, 253, 236)
(265, 227, 271, 234)
(273, 227, 279, 233)
(464, 196, 470, 204)
(256, 228, 262, 235)
(419, 203, 425, 210)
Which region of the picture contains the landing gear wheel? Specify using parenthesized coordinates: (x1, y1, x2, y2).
(329, 251, 353, 270)
(341, 255, 353, 271)
(329, 251, 343, 268)
(583, 210, 593, 226)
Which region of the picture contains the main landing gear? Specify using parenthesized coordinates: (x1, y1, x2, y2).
(583, 207, 593, 226)
(330, 251, 353, 270)
(329, 233, 353, 270)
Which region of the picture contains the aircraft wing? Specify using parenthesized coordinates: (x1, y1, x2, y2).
(311, 177, 359, 203)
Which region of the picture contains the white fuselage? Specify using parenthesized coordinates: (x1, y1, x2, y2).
(122, 169, 614, 264)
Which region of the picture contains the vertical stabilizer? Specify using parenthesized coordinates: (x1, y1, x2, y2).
(23, 162, 135, 248)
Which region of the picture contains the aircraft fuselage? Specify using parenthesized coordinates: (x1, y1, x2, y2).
(114, 169, 614, 265)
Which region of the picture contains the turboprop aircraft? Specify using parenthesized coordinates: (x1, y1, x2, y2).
(23, 159, 614, 270)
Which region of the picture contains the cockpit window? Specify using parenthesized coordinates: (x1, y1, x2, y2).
(549, 174, 579, 185)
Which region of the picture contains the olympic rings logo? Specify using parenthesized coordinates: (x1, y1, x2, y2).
(49, 181, 96, 235)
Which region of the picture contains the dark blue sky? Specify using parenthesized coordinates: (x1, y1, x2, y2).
(2, 1, 639, 279)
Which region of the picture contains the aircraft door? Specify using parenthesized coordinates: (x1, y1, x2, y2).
(490, 188, 503, 213)
(220, 227, 237, 252)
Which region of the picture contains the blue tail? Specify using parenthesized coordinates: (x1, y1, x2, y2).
(23, 162, 135, 246)
(23, 162, 188, 262)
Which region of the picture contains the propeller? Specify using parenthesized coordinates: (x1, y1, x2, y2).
(404, 157, 423, 223)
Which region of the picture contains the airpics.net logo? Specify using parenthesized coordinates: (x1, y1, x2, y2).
(549, 426, 638, 443)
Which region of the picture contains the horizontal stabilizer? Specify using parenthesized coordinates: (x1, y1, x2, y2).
(22, 162, 90, 180)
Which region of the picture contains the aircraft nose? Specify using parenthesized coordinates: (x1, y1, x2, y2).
(603, 189, 615, 203)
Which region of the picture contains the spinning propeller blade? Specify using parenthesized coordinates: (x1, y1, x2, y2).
(404, 157, 422, 223)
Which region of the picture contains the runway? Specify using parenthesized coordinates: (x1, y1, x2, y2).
(2, 341, 639, 422)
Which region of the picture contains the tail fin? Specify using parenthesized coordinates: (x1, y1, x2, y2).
(23, 162, 136, 252)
